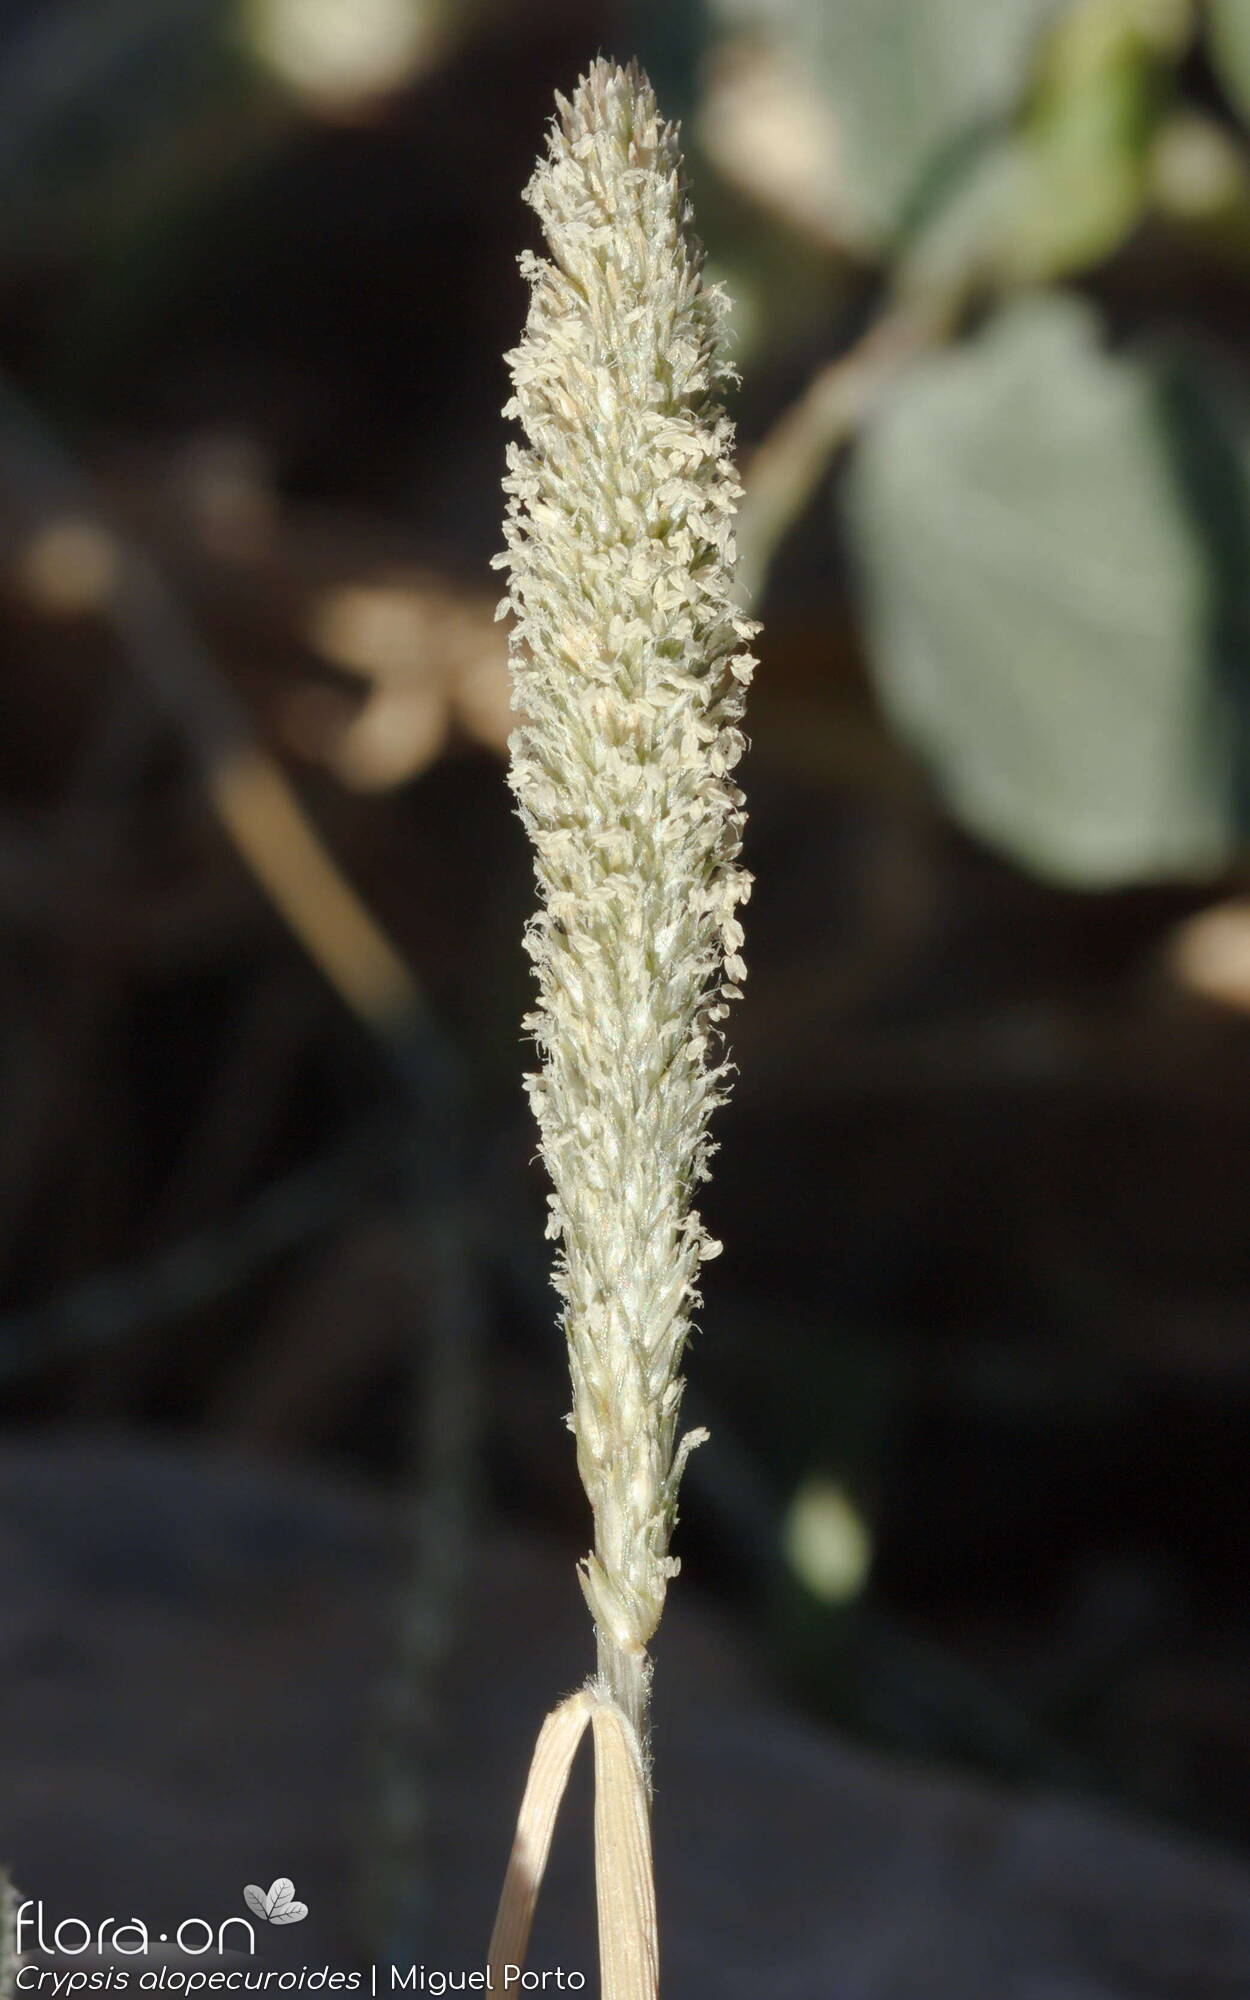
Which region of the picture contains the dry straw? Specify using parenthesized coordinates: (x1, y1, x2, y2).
(491, 57, 757, 1992)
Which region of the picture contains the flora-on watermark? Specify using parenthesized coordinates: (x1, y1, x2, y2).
(9, 1894, 583, 1997)
(14, 1904, 257, 1961)
(15, 1881, 308, 1961)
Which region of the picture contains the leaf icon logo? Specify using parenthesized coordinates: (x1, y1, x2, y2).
(244, 1880, 308, 1924)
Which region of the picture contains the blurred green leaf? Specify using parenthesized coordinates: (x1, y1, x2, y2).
(820, 0, 1061, 245)
(899, 0, 1187, 293)
(1208, 0, 1250, 128)
(993, 0, 1177, 280)
(844, 295, 1250, 885)
(710, 0, 1062, 249)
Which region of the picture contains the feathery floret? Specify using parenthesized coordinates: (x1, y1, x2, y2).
(495, 59, 757, 1736)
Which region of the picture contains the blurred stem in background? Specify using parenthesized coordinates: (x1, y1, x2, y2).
(0, 373, 483, 1956)
(734, 290, 957, 605)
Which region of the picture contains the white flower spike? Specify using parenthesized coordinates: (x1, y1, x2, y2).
(496, 58, 758, 1759)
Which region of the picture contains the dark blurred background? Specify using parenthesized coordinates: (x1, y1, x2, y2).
(6, 0, 1250, 1972)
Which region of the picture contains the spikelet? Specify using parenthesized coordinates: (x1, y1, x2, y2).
(495, 59, 757, 1738)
